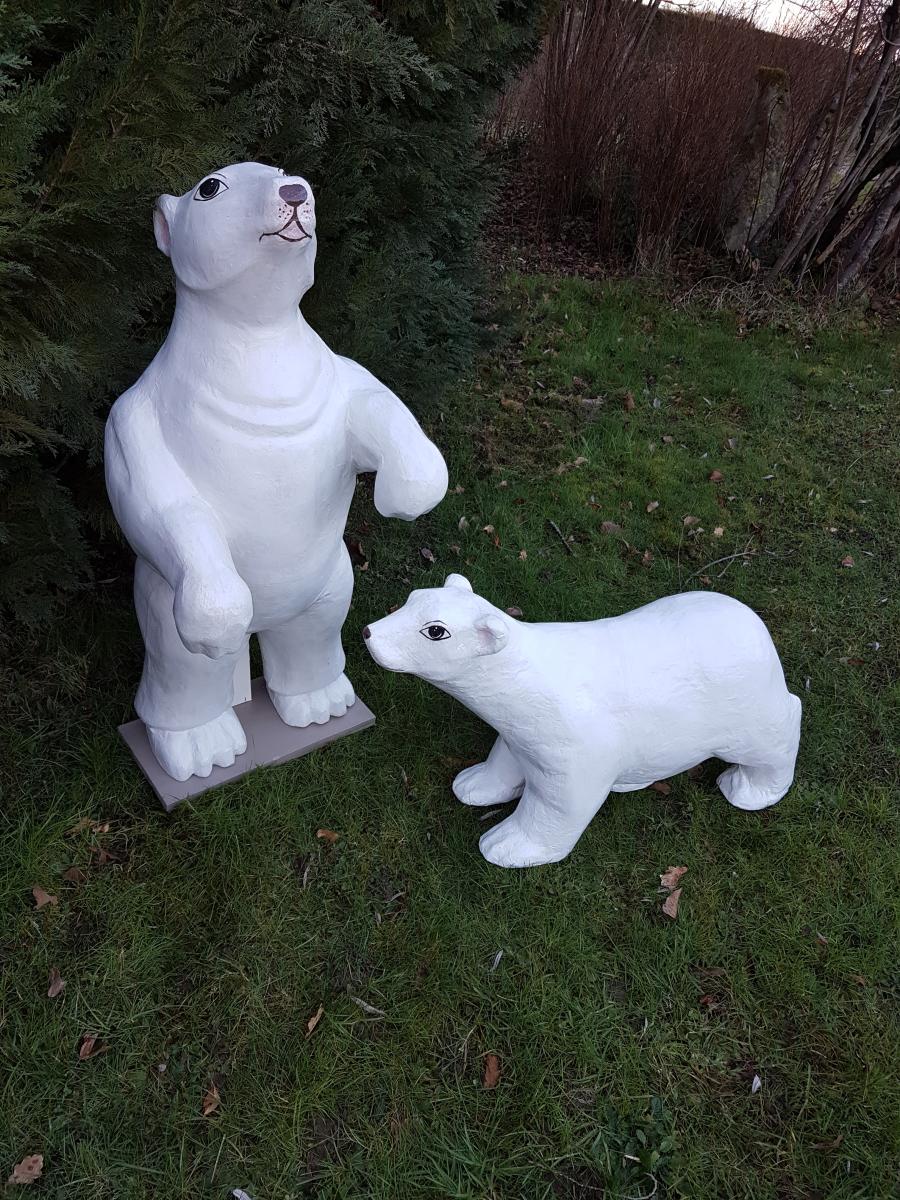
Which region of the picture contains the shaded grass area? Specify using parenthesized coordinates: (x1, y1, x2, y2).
(2, 275, 898, 1199)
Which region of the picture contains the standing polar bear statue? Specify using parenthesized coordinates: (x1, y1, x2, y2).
(106, 162, 447, 782)
(364, 575, 801, 868)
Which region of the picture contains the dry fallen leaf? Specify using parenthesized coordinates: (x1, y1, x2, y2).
(660, 865, 687, 891)
(316, 829, 339, 844)
(32, 886, 57, 910)
(662, 435, 674, 444)
(662, 888, 682, 919)
(201, 1083, 221, 1117)
(623, 391, 636, 413)
(61, 866, 87, 884)
(518, 549, 527, 561)
(78, 1033, 101, 1060)
(47, 967, 66, 999)
(458, 516, 469, 532)
(600, 521, 622, 535)
(420, 546, 435, 564)
(482, 525, 495, 534)
(713, 526, 725, 538)
(483, 1053, 501, 1089)
(840, 555, 854, 568)
(645, 500, 659, 513)
(306, 1004, 325, 1037)
(682, 515, 699, 528)
(812, 1133, 844, 1153)
(708, 469, 724, 483)
(452, 484, 465, 494)
(500, 396, 523, 411)
(650, 780, 671, 795)
(641, 549, 653, 568)
(505, 606, 524, 618)
(7, 1155, 43, 1186)
(751, 1074, 762, 1094)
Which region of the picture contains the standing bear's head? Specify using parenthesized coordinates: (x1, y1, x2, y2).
(363, 574, 514, 685)
(153, 161, 317, 313)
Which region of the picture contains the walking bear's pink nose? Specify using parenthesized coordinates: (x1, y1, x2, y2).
(279, 183, 308, 205)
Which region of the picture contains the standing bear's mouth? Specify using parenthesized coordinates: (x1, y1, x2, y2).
(259, 215, 311, 243)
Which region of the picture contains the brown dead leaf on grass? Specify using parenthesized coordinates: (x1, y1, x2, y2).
(420, 546, 435, 564)
(641, 549, 653, 567)
(47, 968, 65, 999)
(840, 555, 854, 568)
(483, 1053, 501, 1089)
(650, 780, 671, 795)
(623, 392, 636, 413)
(645, 500, 659, 513)
(708, 469, 725, 483)
(61, 866, 87, 883)
(201, 1083, 221, 1117)
(78, 1034, 103, 1060)
(7, 1155, 43, 1186)
(66, 817, 110, 837)
(32, 886, 57, 910)
(316, 829, 339, 844)
(306, 1004, 325, 1037)
(662, 888, 683, 919)
(660, 865, 687, 891)
(682, 515, 699, 528)
(600, 521, 622, 535)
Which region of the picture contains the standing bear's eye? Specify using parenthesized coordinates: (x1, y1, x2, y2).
(194, 177, 228, 201)
(420, 623, 450, 641)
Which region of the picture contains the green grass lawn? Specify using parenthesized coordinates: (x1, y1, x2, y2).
(2, 274, 898, 1199)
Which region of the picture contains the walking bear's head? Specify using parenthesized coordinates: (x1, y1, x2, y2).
(363, 575, 513, 685)
(153, 161, 317, 312)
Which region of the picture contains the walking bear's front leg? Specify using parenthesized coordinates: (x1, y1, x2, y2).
(478, 768, 613, 868)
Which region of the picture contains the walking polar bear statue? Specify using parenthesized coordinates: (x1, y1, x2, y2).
(364, 575, 802, 868)
(105, 163, 447, 781)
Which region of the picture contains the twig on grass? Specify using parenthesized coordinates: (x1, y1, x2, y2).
(547, 519, 576, 555)
(349, 995, 386, 1018)
(682, 541, 756, 586)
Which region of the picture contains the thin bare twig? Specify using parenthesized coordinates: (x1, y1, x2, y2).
(547, 519, 575, 555)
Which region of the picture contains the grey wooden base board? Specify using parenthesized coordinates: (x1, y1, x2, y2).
(118, 677, 375, 812)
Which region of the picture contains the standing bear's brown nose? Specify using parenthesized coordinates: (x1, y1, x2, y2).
(279, 183, 308, 205)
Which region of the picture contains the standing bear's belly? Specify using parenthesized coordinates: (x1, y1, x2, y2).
(163, 389, 357, 629)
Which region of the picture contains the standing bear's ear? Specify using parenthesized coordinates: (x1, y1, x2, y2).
(444, 573, 473, 592)
(153, 194, 178, 257)
(474, 614, 508, 655)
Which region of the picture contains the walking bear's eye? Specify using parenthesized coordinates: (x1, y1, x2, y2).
(195, 177, 227, 201)
(420, 623, 450, 641)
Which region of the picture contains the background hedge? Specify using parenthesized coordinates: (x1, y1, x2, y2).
(0, 0, 542, 629)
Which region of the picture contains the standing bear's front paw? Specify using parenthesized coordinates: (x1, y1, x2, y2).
(268, 673, 356, 728)
(174, 569, 253, 659)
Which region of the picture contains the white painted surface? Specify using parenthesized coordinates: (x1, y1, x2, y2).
(366, 574, 801, 868)
(106, 162, 447, 781)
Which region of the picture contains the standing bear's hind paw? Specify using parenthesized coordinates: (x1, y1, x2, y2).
(268, 673, 356, 728)
(146, 709, 247, 782)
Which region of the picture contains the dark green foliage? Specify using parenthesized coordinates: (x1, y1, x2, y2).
(0, 0, 542, 627)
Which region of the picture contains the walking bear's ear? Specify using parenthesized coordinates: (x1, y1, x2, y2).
(474, 614, 508, 656)
(444, 573, 473, 592)
(153, 194, 177, 257)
